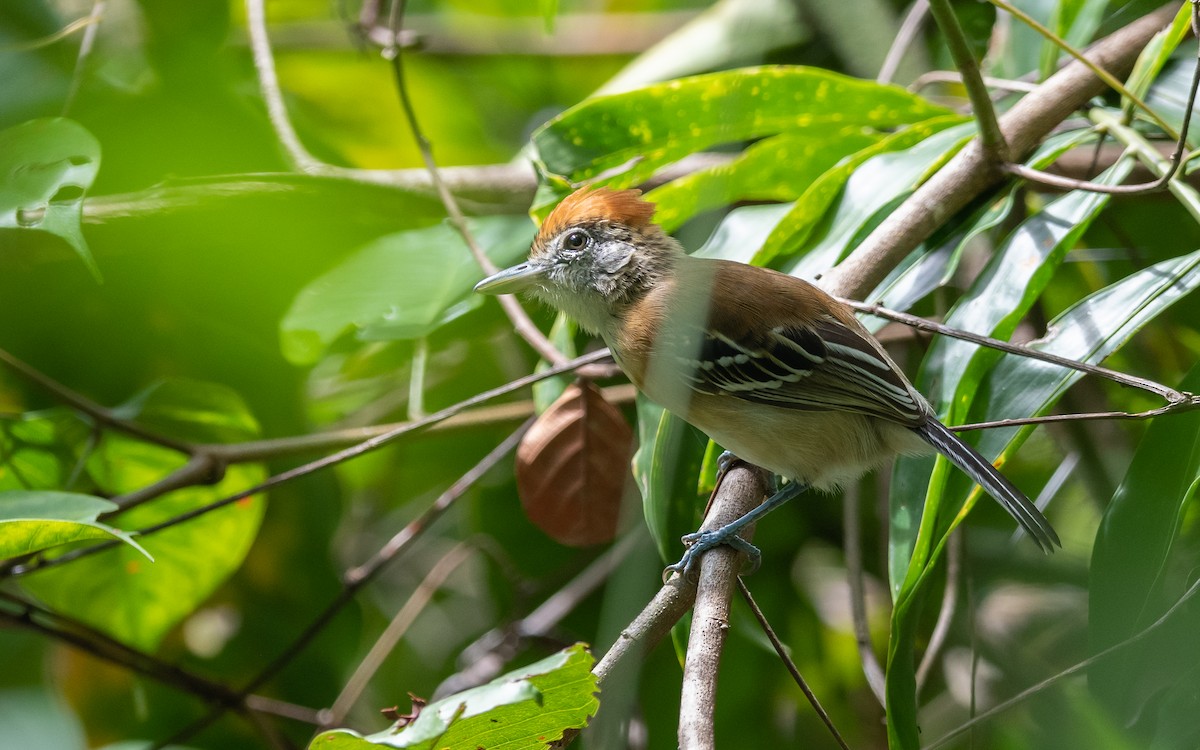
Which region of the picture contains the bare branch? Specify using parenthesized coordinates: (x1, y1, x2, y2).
(678, 465, 770, 750)
(3, 351, 609, 577)
(0, 346, 194, 455)
(879, 0, 931, 85)
(822, 3, 1180, 299)
(843, 483, 886, 703)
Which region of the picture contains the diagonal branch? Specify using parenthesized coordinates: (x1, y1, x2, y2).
(822, 3, 1179, 299)
(927, 0, 1007, 161)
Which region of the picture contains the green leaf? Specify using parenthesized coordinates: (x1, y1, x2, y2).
(531, 66, 952, 213)
(884, 156, 1136, 750)
(310, 643, 598, 750)
(280, 216, 535, 365)
(0, 490, 149, 560)
(774, 119, 973, 275)
(21, 382, 266, 651)
(1124, 2, 1193, 102)
(0, 118, 101, 280)
(645, 129, 881, 233)
(1089, 360, 1200, 724)
(631, 396, 707, 563)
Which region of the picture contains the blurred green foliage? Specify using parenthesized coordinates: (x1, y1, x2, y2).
(1, 1, 1199, 750)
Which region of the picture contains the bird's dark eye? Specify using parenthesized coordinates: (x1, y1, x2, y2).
(562, 229, 590, 252)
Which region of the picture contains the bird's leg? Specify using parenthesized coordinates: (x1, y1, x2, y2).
(664, 479, 809, 579)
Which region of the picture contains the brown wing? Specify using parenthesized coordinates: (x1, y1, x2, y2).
(664, 261, 929, 425)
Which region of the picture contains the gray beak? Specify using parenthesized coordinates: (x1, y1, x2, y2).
(474, 261, 548, 295)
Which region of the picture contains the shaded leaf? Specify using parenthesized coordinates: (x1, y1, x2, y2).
(632, 396, 708, 562)
(1089, 361, 1200, 723)
(111, 379, 260, 444)
(0, 117, 101, 279)
(311, 643, 598, 750)
(281, 216, 534, 365)
(516, 381, 632, 547)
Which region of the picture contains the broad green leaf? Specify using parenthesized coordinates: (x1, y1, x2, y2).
(1124, 2, 1193, 102)
(0, 118, 101, 279)
(1089, 360, 1200, 723)
(645, 129, 881, 233)
(865, 129, 1099, 320)
(884, 156, 1135, 750)
(531, 314, 578, 413)
(531, 66, 952, 214)
(0, 490, 148, 559)
(280, 216, 534, 365)
(311, 643, 598, 750)
(778, 120, 974, 277)
(692, 203, 793, 263)
(754, 115, 966, 267)
(21, 382, 266, 651)
(974, 248, 1200, 465)
(632, 396, 707, 563)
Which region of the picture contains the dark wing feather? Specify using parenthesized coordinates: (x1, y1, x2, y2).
(674, 313, 928, 426)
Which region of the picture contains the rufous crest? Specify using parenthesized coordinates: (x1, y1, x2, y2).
(536, 187, 657, 247)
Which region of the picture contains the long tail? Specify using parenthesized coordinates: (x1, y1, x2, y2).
(914, 419, 1061, 552)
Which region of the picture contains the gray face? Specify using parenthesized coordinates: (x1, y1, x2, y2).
(534, 222, 639, 302)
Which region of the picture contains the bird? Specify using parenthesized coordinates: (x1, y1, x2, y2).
(474, 186, 1060, 575)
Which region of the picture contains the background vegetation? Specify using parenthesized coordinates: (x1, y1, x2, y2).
(2, 0, 1199, 749)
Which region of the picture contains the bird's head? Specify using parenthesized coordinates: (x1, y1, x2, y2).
(474, 187, 682, 335)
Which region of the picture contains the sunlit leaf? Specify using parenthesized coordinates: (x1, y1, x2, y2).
(531, 66, 952, 215)
(311, 643, 597, 750)
(775, 119, 973, 276)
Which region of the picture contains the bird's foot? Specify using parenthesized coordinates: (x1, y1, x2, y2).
(662, 527, 761, 582)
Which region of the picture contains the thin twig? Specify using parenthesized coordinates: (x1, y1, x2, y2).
(910, 70, 1041, 94)
(4, 351, 609, 577)
(736, 579, 852, 750)
(924, 569, 1200, 749)
(0, 346, 195, 455)
(382, 0, 568, 367)
(245, 0, 323, 172)
(6, 14, 99, 52)
(841, 299, 1190, 404)
(0, 591, 318, 727)
(61, 0, 105, 115)
(951, 397, 1200, 431)
(324, 543, 475, 726)
(879, 0, 930, 85)
(843, 482, 886, 704)
(1002, 5, 1199, 197)
(156, 422, 529, 748)
(928, 0, 1008, 161)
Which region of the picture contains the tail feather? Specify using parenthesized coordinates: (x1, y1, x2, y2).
(915, 419, 1061, 552)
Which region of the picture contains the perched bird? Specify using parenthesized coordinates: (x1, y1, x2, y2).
(475, 187, 1059, 574)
